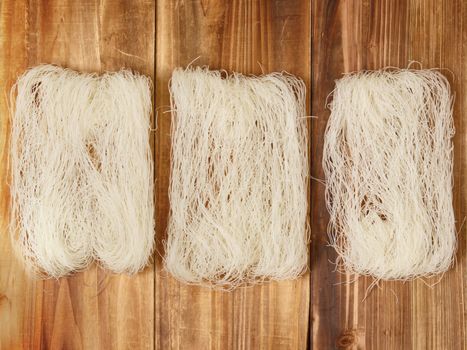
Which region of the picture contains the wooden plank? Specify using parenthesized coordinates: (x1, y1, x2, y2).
(311, 0, 466, 349)
(0, 2, 32, 349)
(155, 1, 311, 349)
(0, 1, 155, 349)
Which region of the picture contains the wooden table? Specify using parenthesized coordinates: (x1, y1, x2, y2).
(0, 1, 465, 349)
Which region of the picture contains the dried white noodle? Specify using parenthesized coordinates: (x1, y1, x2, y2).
(10, 65, 154, 278)
(323, 68, 456, 280)
(165, 67, 309, 288)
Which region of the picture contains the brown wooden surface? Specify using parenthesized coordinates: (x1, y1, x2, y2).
(311, 1, 467, 349)
(1, 0, 466, 349)
(0, 1, 155, 349)
(154, 1, 311, 349)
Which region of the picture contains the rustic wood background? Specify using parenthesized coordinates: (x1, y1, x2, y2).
(0, 1, 465, 349)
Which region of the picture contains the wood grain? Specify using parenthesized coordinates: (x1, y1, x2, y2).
(1, 1, 466, 349)
(0, 2, 31, 349)
(0, 1, 155, 349)
(311, 0, 466, 349)
(154, 1, 311, 349)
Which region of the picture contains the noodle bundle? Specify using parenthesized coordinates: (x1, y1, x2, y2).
(165, 67, 309, 288)
(323, 68, 456, 280)
(10, 65, 154, 278)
